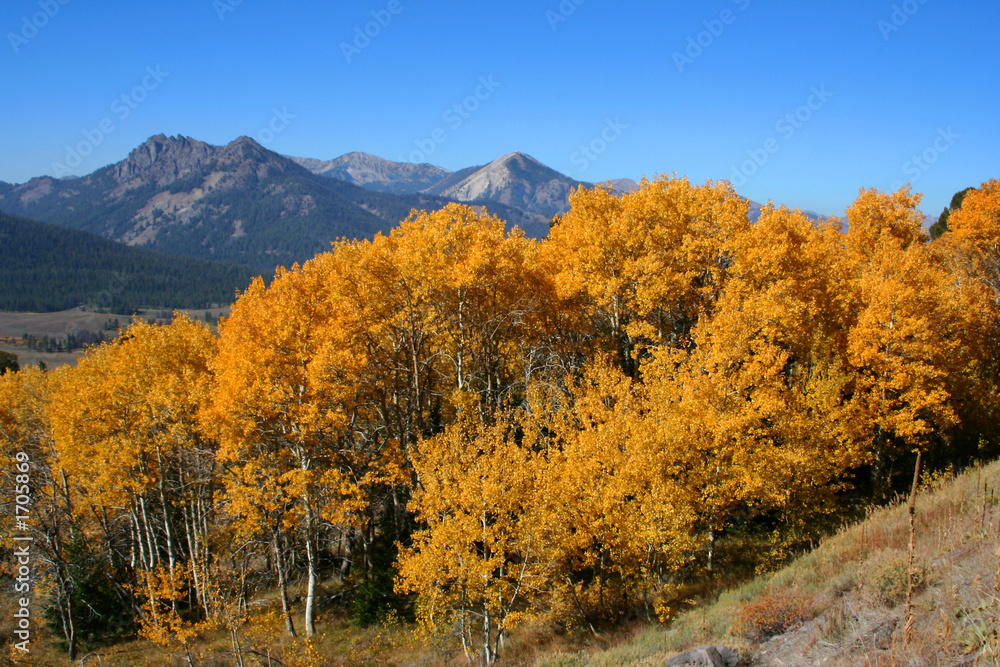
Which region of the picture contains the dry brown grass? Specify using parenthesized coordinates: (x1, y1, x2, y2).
(550, 459, 1000, 666)
(731, 591, 813, 643)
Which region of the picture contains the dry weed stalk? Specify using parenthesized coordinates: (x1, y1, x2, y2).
(980, 479, 989, 535)
(938, 607, 952, 648)
(858, 524, 867, 600)
(904, 450, 922, 647)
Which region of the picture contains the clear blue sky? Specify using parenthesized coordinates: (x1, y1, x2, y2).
(1, 0, 997, 217)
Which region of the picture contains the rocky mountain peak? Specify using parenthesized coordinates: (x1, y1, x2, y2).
(113, 134, 213, 185)
(497, 151, 544, 165)
(112, 135, 291, 188)
(287, 151, 451, 195)
(423, 151, 582, 218)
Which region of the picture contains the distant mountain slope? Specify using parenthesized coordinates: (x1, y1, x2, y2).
(605, 178, 641, 194)
(1, 137, 829, 276)
(287, 152, 450, 194)
(0, 210, 255, 312)
(290, 149, 830, 225)
(314, 177, 551, 238)
(294, 150, 624, 221)
(745, 200, 824, 223)
(0, 136, 404, 272)
(0, 136, 553, 271)
(424, 152, 584, 219)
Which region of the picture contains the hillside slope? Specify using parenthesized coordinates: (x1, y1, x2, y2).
(0, 210, 255, 312)
(559, 459, 1000, 666)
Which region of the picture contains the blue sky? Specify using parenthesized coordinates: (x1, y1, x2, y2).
(1, 0, 997, 217)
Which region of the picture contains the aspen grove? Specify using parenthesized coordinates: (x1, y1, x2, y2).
(2, 177, 999, 664)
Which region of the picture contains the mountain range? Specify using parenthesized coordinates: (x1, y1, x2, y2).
(0, 136, 449, 271)
(1, 135, 628, 272)
(291, 150, 639, 220)
(0, 134, 818, 279)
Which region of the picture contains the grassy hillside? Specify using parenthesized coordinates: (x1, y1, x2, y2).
(547, 459, 1000, 667)
(0, 211, 256, 312)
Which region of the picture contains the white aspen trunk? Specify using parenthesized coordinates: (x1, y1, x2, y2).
(199, 492, 212, 611)
(483, 606, 493, 666)
(459, 594, 471, 662)
(130, 507, 143, 571)
(274, 530, 297, 637)
(304, 500, 317, 636)
(457, 294, 465, 390)
(139, 495, 159, 569)
(707, 527, 715, 576)
(156, 449, 177, 612)
(182, 499, 204, 614)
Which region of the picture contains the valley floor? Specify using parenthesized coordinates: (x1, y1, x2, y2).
(0, 306, 229, 369)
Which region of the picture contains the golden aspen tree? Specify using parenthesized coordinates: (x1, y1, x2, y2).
(210, 255, 372, 637)
(930, 179, 1000, 454)
(385, 203, 546, 418)
(642, 206, 858, 572)
(842, 187, 963, 493)
(230, 207, 547, 630)
(397, 415, 559, 665)
(0, 367, 85, 658)
(543, 176, 750, 375)
(325, 204, 547, 457)
(333, 235, 439, 451)
(845, 186, 927, 259)
(525, 361, 699, 624)
(46, 315, 218, 650)
(946, 179, 1000, 272)
(642, 344, 796, 575)
(289, 237, 428, 591)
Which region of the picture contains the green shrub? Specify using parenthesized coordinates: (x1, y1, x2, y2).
(861, 549, 928, 606)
